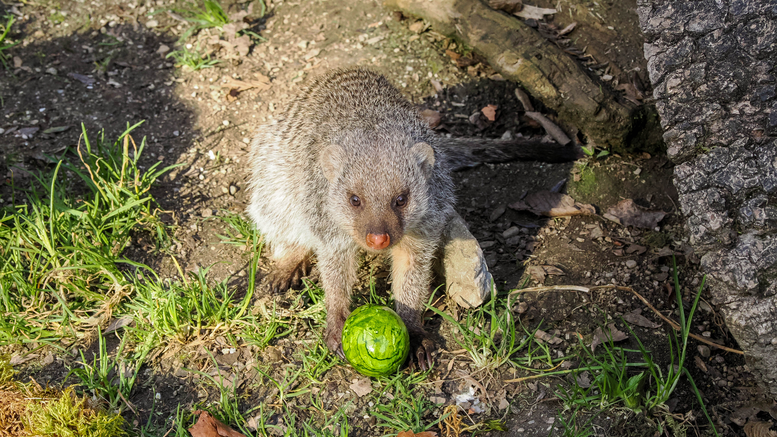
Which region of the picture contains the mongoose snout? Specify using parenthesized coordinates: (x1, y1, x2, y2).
(366, 232, 390, 250)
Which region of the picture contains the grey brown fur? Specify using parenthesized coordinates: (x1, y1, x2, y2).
(247, 68, 580, 368)
(247, 68, 455, 367)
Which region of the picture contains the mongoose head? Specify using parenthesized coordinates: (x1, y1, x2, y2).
(320, 131, 435, 253)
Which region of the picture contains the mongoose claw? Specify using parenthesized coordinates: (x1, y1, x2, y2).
(410, 334, 436, 372)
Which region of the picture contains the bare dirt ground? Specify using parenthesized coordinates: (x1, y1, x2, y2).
(0, 0, 770, 435)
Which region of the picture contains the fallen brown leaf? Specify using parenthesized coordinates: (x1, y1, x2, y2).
(591, 323, 628, 352)
(744, 420, 777, 437)
(513, 5, 557, 19)
(349, 378, 373, 397)
(558, 22, 577, 36)
(220, 76, 271, 93)
(604, 199, 666, 229)
(445, 49, 461, 61)
(481, 104, 497, 121)
(622, 310, 661, 329)
(397, 431, 438, 437)
(509, 191, 596, 217)
(188, 410, 247, 437)
(488, 0, 522, 13)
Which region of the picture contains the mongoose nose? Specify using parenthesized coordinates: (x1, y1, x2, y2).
(366, 233, 390, 250)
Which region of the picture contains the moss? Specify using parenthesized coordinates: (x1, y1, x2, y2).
(569, 164, 598, 199)
(641, 231, 671, 249)
(24, 388, 126, 437)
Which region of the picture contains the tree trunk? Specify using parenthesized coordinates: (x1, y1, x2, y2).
(383, 0, 635, 150)
(637, 0, 777, 398)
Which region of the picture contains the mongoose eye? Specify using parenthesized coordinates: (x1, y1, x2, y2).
(396, 195, 407, 207)
(350, 195, 361, 207)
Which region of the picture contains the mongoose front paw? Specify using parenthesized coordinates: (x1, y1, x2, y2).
(266, 268, 303, 294)
(324, 324, 346, 359)
(409, 332, 436, 372)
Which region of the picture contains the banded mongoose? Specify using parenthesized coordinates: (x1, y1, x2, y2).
(247, 67, 580, 369)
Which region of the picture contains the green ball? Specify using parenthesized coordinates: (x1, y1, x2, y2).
(342, 305, 410, 377)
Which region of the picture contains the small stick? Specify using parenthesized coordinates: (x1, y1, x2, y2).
(525, 111, 572, 146)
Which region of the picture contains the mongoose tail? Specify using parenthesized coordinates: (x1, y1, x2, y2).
(440, 137, 586, 171)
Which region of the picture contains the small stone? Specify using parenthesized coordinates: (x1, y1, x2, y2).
(626, 260, 637, 268)
(146, 19, 158, 28)
(45, 67, 57, 75)
(702, 331, 712, 337)
(489, 205, 506, 222)
(157, 44, 170, 55)
(698, 345, 711, 357)
(229, 184, 238, 196)
(202, 208, 213, 218)
(502, 226, 520, 238)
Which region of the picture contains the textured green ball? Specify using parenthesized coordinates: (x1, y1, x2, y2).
(342, 305, 410, 377)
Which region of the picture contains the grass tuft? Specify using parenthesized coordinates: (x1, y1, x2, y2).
(0, 123, 179, 347)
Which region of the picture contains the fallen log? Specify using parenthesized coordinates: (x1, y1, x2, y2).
(384, 0, 635, 150)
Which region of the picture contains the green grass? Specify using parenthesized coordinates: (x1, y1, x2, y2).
(166, 44, 221, 71)
(372, 371, 446, 435)
(0, 122, 178, 348)
(429, 286, 556, 373)
(174, 0, 230, 41)
(554, 258, 718, 436)
(66, 328, 147, 414)
(0, 15, 19, 69)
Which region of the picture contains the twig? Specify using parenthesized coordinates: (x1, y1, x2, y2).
(524, 111, 572, 145)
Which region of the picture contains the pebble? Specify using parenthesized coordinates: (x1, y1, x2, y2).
(502, 226, 520, 238)
(698, 345, 711, 358)
(146, 19, 158, 28)
(202, 208, 213, 218)
(625, 260, 637, 268)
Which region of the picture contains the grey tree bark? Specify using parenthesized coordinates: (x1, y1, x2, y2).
(637, 0, 777, 398)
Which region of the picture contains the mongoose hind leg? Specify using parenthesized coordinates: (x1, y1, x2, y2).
(391, 235, 437, 371)
(319, 247, 359, 358)
(266, 244, 312, 294)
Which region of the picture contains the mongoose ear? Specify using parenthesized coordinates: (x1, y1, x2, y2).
(320, 144, 344, 182)
(411, 142, 435, 177)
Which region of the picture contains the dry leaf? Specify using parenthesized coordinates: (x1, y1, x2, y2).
(744, 420, 777, 437)
(397, 431, 437, 437)
(695, 355, 708, 372)
(590, 323, 628, 352)
(558, 22, 577, 36)
(604, 199, 666, 229)
(430, 79, 443, 93)
(488, 0, 523, 13)
(622, 311, 661, 329)
(527, 265, 547, 283)
(420, 109, 442, 128)
(513, 5, 557, 19)
(408, 21, 425, 33)
(445, 49, 461, 61)
(9, 354, 38, 365)
(509, 191, 596, 217)
(220, 77, 271, 93)
(188, 410, 247, 437)
(534, 329, 563, 344)
(350, 378, 373, 397)
(481, 104, 497, 121)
